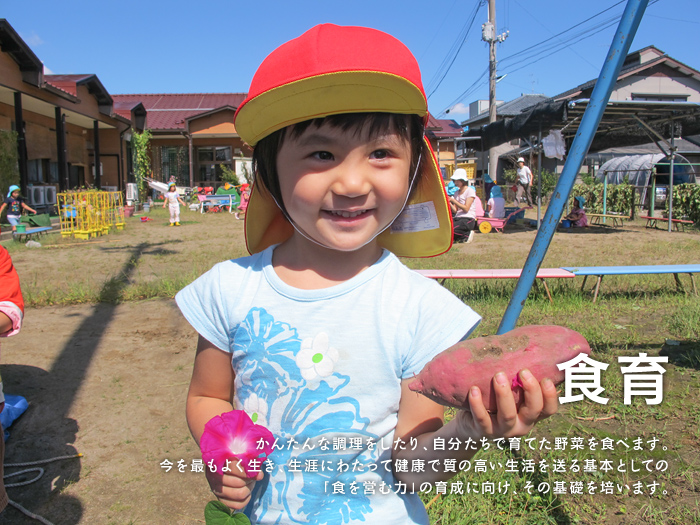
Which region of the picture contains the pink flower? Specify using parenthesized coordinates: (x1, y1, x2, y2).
(200, 410, 275, 478)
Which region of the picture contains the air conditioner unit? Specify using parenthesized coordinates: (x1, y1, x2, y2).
(126, 183, 138, 202)
(44, 185, 57, 205)
(29, 185, 45, 206)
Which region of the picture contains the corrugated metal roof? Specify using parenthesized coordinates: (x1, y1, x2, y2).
(461, 94, 549, 127)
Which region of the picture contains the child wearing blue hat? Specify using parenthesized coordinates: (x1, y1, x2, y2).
(486, 186, 506, 219)
(0, 186, 36, 232)
(564, 196, 588, 227)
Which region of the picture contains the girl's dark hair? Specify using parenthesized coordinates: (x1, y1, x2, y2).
(252, 113, 426, 215)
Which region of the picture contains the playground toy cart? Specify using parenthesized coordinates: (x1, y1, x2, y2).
(477, 206, 532, 234)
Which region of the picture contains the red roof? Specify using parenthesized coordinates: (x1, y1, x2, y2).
(112, 93, 247, 131)
(426, 114, 463, 138)
(113, 100, 142, 120)
(44, 74, 95, 97)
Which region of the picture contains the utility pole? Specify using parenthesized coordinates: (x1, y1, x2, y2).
(483, 0, 508, 183)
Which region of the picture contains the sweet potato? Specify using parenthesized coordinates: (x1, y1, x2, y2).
(408, 325, 590, 411)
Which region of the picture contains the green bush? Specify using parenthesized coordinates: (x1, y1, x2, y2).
(570, 181, 636, 215)
(502, 168, 560, 203)
(219, 164, 240, 187)
(0, 130, 19, 199)
(665, 183, 700, 224)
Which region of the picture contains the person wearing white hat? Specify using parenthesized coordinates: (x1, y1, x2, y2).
(448, 169, 481, 243)
(515, 157, 533, 207)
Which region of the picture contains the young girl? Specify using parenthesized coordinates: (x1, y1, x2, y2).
(176, 24, 557, 524)
(0, 185, 36, 232)
(0, 245, 24, 513)
(564, 196, 588, 227)
(449, 171, 482, 243)
(162, 182, 186, 226)
(486, 185, 506, 219)
(234, 184, 250, 220)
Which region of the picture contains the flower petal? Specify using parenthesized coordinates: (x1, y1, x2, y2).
(200, 410, 275, 477)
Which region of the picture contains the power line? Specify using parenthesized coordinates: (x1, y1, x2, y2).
(437, 0, 661, 117)
(425, 0, 486, 99)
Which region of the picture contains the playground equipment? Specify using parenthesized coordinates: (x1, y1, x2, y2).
(478, 206, 532, 234)
(499, 0, 649, 333)
(57, 190, 125, 240)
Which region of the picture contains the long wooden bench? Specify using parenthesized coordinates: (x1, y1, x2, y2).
(415, 268, 575, 303)
(587, 213, 629, 227)
(640, 215, 694, 232)
(561, 264, 700, 302)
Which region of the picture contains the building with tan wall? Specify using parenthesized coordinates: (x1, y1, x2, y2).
(0, 19, 143, 211)
(111, 94, 251, 191)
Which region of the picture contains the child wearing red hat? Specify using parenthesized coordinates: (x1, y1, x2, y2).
(0, 246, 24, 513)
(177, 24, 557, 524)
(234, 184, 250, 220)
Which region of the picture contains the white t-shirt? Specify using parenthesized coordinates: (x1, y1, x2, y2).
(454, 186, 483, 219)
(176, 245, 481, 525)
(165, 191, 180, 207)
(517, 166, 532, 184)
(487, 197, 506, 219)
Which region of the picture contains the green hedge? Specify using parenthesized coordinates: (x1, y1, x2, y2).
(569, 181, 636, 215)
(664, 183, 700, 224)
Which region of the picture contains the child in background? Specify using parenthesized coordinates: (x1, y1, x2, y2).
(176, 24, 558, 524)
(0, 245, 24, 513)
(234, 184, 250, 220)
(0, 185, 36, 232)
(162, 182, 186, 226)
(486, 185, 506, 219)
(564, 195, 588, 227)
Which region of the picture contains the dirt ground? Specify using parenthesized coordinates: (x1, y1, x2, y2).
(0, 209, 698, 524)
(0, 298, 210, 524)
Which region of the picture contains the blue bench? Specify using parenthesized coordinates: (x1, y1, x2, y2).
(561, 264, 700, 302)
(13, 226, 54, 243)
(198, 194, 239, 213)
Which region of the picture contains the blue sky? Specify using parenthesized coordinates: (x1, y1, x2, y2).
(4, 0, 699, 122)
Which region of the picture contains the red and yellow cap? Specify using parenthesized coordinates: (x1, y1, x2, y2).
(234, 24, 453, 257)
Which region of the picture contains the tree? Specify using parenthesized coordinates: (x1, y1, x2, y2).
(132, 130, 153, 201)
(0, 130, 19, 200)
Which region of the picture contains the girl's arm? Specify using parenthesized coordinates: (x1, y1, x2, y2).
(187, 335, 236, 443)
(392, 370, 558, 485)
(448, 195, 474, 214)
(178, 197, 186, 207)
(0, 312, 12, 335)
(0, 203, 7, 215)
(21, 202, 36, 214)
(187, 335, 262, 511)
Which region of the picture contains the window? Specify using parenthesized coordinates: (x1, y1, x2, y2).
(27, 159, 59, 183)
(160, 146, 190, 186)
(195, 146, 233, 183)
(27, 159, 43, 183)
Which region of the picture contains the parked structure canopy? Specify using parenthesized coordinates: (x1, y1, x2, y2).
(465, 99, 700, 154)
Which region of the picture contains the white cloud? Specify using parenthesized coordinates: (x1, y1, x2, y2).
(446, 103, 470, 115)
(21, 31, 44, 47)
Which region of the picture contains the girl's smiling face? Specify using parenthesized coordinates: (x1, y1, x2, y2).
(11, 190, 19, 199)
(276, 120, 412, 253)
